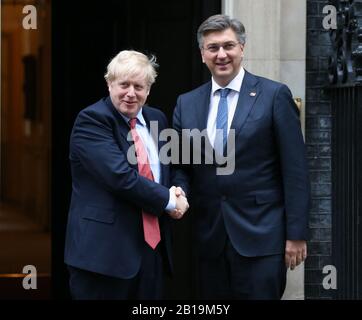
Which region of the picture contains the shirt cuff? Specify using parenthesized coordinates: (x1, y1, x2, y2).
(165, 188, 176, 211)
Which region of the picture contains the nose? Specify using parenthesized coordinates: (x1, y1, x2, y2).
(126, 85, 136, 97)
(216, 46, 227, 58)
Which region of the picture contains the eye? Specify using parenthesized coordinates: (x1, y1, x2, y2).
(206, 45, 219, 52)
(224, 43, 236, 50)
(119, 82, 129, 88)
(135, 85, 144, 90)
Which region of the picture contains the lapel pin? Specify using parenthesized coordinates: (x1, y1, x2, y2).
(250, 92, 256, 97)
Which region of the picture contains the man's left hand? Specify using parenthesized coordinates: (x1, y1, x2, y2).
(285, 240, 307, 270)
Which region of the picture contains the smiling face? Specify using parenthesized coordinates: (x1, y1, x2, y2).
(201, 28, 244, 87)
(108, 74, 150, 119)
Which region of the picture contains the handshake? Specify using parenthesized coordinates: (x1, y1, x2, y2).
(168, 186, 189, 220)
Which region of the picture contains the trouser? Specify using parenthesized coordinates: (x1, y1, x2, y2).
(68, 243, 163, 300)
(198, 238, 287, 300)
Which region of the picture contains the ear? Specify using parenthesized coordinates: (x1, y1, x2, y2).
(107, 81, 112, 92)
(200, 50, 206, 63)
(239, 44, 245, 59)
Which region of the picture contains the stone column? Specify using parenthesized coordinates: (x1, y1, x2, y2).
(222, 0, 307, 300)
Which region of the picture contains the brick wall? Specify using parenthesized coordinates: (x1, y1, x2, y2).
(305, 0, 334, 299)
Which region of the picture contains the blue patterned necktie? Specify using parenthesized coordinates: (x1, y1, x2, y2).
(215, 88, 231, 155)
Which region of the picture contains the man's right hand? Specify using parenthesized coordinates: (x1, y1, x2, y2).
(168, 186, 189, 219)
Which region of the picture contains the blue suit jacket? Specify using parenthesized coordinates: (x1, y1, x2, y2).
(64, 96, 173, 279)
(173, 70, 310, 258)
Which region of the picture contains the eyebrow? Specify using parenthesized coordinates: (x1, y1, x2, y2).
(206, 41, 237, 46)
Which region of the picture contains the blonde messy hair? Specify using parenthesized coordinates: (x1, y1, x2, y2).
(104, 50, 158, 87)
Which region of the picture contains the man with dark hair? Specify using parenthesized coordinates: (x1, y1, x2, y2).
(173, 14, 310, 299)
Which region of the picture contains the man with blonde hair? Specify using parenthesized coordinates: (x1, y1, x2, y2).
(64, 50, 188, 299)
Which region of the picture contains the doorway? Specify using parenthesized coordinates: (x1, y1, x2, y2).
(52, 0, 221, 299)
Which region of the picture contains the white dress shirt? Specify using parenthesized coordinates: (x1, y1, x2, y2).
(207, 67, 245, 148)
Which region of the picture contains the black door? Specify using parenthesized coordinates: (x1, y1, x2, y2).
(52, 0, 220, 299)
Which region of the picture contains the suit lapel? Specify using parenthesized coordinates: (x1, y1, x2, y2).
(104, 96, 132, 146)
(118, 120, 133, 147)
(229, 70, 260, 141)
(195, 82, 212, 131)
(193, 82, 215, 157)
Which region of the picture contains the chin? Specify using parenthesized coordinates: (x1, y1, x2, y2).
(216, 72, 232, 79)
(216, 68, 231, 75)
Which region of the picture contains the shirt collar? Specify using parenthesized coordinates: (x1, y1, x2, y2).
(211, 66, 245, 95)
(119, 108, 146, 127)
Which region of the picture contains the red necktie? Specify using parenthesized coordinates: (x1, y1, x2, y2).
(129, 118, 161, 249)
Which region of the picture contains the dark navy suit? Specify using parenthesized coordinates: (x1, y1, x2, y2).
(172, 70, 310, 299)
(64, 96, 173, 299)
